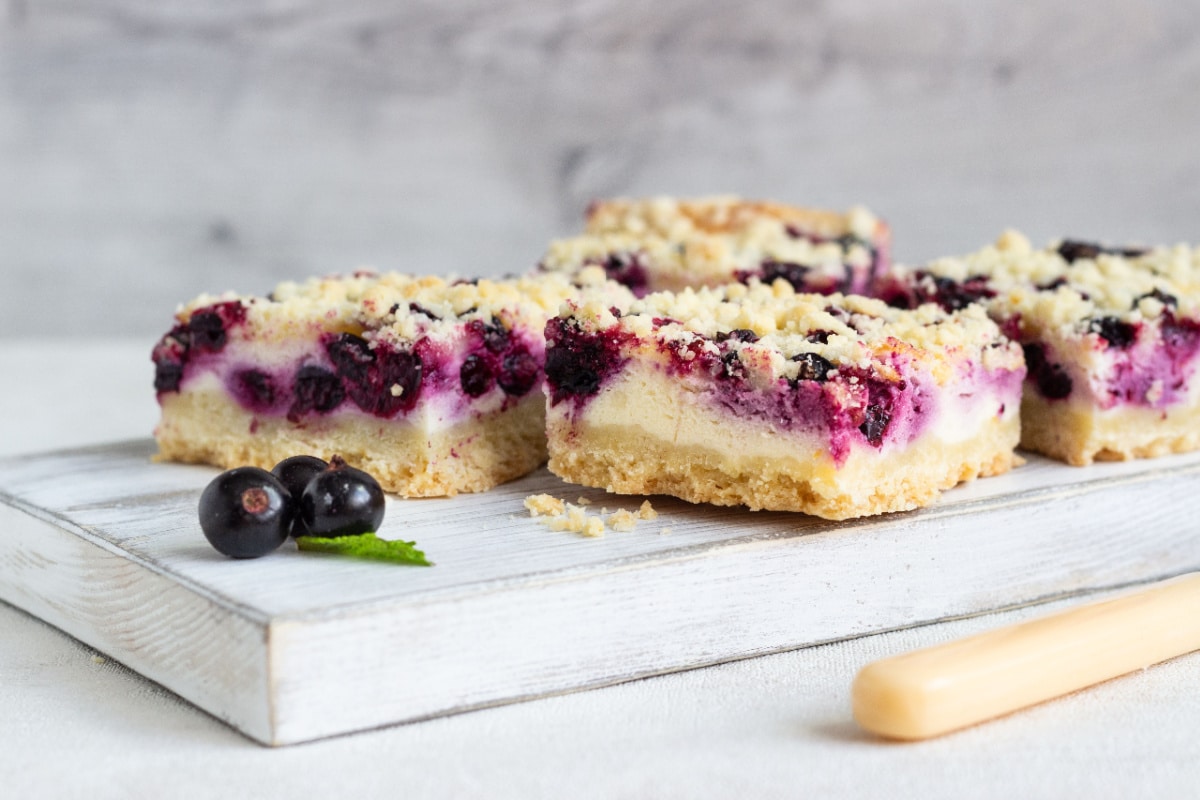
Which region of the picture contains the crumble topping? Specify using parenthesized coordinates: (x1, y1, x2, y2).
(176, 269, 626, 348)
(539, 196, 889, 296)
(919, 231, 1200, 332)
(554, 280, 1020, 389)
(585, 196, 882, 242)
(880, 232, 1200, 417)
(541, 232, 866, 289)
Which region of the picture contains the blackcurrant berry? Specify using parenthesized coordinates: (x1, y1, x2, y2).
(270, 455, 329, 501)
(271, 455, 329, 537)
(198, 467, 293, 558)
(300, 455, 385, 538)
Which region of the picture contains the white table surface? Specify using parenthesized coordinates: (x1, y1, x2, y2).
(2, 338, 1198, 799)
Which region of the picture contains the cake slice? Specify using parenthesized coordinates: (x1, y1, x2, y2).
(152, 269, 632, 496)
(877, 232, 1200, 465)
(543, 281, 1024, 520)
(538, 196, 891, 297)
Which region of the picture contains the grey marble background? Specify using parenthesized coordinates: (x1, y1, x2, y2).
(3, 0, 1199, 337)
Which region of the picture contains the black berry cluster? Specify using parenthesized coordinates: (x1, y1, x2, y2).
(198, 455, 386, 558)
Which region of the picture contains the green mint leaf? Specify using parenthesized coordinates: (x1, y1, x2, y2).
(295, 533, 432, 566)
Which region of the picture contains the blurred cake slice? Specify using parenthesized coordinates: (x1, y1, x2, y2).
(539, 196, 891, 297)
(877, 232, 1200, 465)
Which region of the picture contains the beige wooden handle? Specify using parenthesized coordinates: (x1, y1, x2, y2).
(852, 573, 1200, 740)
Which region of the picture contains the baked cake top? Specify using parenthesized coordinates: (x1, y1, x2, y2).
(584, 196, 884, 243)
(557, 280, 1021, 388)
(912, 231, 1200, 332)
(540, 231, 865, 289)
(540, 196, 888, 293)
(171, 267, 626, 348)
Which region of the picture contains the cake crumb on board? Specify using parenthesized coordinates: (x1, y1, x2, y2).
(607, 508, 638, 532)
(524, 494, 565, 517)
(524, 495, 659, 537)
(546, 504, 605, 537)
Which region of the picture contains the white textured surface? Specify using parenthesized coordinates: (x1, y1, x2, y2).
(7, 436, 1199, 745)
(2, 339, 1200, 796)
(4, 1, 1200, 337)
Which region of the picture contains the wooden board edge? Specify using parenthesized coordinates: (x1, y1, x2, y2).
(262, 468, 1200, 744)
(0, 501, 276, 745)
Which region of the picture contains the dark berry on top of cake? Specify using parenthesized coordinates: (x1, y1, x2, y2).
(538, 196, 892, 297)
(152, 268, 634, 496)
(543, 280, 1024, 520)
(878, 231, 1200, 465)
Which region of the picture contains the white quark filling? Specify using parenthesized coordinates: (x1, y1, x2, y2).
(930, 381, 1019, 444)
(565, 364, 1013, 463)
(569, 370, 821, 464)
(1034, 329, 1200, 410)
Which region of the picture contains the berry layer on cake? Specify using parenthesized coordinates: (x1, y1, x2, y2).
(542, 281, 1024, 520)
(878, 232, 1200, 465)
(539, 196, 891, 297)
(153, 270, 630, 496)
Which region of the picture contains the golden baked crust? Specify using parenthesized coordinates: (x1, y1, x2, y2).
(1020, 392, 1200, 466)
(546, 379, 1019, 521)
(155, 388, 547, 497)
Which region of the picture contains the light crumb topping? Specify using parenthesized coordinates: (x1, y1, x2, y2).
(541, 231, 865, 289)
(539, 196, 885, 291)
(562, 280, 1019, 386)
(923, 232, 1200, 331)
(176, 270, 634, 347)
(586, 196, 882, 242)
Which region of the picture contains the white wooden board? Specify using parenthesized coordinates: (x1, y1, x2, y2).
(1, 439, 1198, 746)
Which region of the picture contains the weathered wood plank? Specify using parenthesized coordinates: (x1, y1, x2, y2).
(0, 498, 273, 742)
(1, 440, 1199, 744)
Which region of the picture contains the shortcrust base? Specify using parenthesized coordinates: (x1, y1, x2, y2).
(1021, 392, 1200, 466)
(155, 391, 547, 497)
(547, 416, 1019, 521)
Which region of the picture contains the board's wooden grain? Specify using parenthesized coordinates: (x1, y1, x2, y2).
(1, 439, 1199, 745)
(0, 501, 272, 742)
